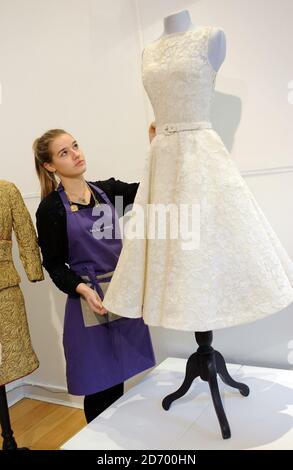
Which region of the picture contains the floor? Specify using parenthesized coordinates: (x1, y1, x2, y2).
(1, 398, 86, 450)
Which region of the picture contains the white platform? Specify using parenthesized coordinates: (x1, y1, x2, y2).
(61, 358, 293, 450)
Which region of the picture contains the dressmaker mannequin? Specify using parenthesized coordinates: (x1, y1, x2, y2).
(159, 11, 249, 440)
(0, 180, 44, 449)
(161, 9, 226, 72)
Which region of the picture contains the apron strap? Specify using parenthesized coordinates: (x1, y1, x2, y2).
(57, 181, 122, 237)
(87, 182, 112, 206)
(57, 182, 72, 213)
(87, 182, 123, 226)
(57, 181, 111, 213)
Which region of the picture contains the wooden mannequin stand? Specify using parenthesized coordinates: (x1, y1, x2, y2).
(0, 385, 28, 450)
(162, 331, 250, 439)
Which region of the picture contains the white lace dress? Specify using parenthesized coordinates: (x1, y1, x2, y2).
(103, 26, 293, 331)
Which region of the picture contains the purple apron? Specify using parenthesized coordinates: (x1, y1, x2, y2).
(57, 181, 155, 396)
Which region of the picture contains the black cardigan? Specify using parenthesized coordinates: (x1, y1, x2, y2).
(36, 178, 139, 297)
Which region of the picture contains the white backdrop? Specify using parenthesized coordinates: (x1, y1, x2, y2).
(1, 0, 293, 405)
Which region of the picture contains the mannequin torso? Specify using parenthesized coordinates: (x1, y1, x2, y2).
(161, 9, 226, 72)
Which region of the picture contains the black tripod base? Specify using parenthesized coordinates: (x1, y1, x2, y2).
(162, 331, 249, 439)
(2, 436, 29, 450)
(0, 385, 29, 451)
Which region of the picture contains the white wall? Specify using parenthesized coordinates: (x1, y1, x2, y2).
(1, 0, 293, 405)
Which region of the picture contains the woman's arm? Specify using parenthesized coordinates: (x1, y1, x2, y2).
(36, 195, 84, 297)
(113, 179, 140, 213)
(36, 195, 108, 314)
(93, 178, 140, 217)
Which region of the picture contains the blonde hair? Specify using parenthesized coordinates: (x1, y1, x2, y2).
(33, 129, 68, 200)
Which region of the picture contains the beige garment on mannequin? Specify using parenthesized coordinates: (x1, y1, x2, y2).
(103, 27, 293, 331)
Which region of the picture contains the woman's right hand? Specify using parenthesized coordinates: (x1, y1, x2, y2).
(76, 283, 108, 315)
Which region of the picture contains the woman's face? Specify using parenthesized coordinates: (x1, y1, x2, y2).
(44, 133, 87, 178)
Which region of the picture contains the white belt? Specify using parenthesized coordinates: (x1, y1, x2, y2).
(156, 121, 212, 135)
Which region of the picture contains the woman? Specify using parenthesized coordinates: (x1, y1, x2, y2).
(34, 128, 156, 423)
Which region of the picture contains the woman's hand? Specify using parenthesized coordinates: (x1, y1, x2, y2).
(148, 121, 156, 143)
(76, 283, 108, 315)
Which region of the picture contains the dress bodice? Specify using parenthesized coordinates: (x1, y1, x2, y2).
(142, 26, 217, 127)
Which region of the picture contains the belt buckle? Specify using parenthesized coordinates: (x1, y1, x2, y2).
(164, 124, 177, 135)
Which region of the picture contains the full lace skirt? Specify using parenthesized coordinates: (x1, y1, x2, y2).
(103, 129, 293, 331)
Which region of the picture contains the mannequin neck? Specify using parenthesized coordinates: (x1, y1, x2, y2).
(163, 9, 194, 35)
